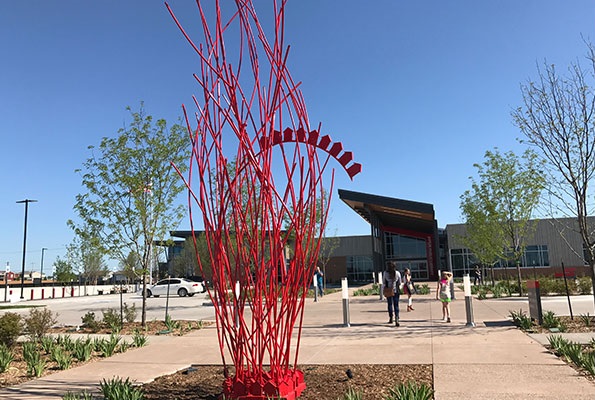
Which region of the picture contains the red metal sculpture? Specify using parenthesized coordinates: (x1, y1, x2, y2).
(167, 1, 361, 399)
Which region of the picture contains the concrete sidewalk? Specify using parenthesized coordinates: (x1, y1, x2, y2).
(1, 286, 595, 399)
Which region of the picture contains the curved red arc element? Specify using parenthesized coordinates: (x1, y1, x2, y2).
(257, 128, 362, 179)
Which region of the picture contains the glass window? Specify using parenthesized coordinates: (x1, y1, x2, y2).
(346, 255, 374, 283)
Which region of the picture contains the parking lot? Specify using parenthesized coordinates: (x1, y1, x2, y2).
(0, 291, 216, 326)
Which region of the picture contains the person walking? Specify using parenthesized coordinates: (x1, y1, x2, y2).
(315, 266, 324, 297)
(383, 261, 402, 327)
(436, 271, 453, 322)
(403, 268, 415, 311)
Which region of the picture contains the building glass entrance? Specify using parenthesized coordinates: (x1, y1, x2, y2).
(384, 232, 429, 280)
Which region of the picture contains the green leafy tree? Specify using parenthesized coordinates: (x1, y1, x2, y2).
(65, 226, 108, 285)
(70, 103, 190, 326)
(120, 251, 142, 282)
(513, 42, 595, 306)
(170, 235, 212, 279)
(460, 148, 545, 295)
(52, 257, 76, 283)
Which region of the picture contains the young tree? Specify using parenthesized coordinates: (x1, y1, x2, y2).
(65, 226, 107, 285)
(71, 103, 190, 326)
(52, 257, 76, 283)
(459, 192, 504, 286)
(460, 149, 545, 295)
(513, 42, 595, 306)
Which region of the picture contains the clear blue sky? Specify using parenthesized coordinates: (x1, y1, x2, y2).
(1, 1, 594, 272)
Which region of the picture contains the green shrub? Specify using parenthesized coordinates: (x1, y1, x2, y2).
(62, 391, 95, 400)
(580, 351, 595, 375)
(25, 349, 46, 377)
(81, 312, 100, 332)
(509, 309, 533, 330)
(24, 308, 57, 342)
(577, 277, 592, 295)
(547, 334, 569, 354)
(0, 343, 14, 373)
(477, 286, 488, 300)
(579, 313, 593, 327)
(22, 341, 38, 363)
(73, 338, 94, 362)
(542, 311, 560, 329)
(416, 284, 430, 295)
(132, 331, 148, 348)
(99, 334, 121, 357)
(491, 285, 503, 298)
(385, 381, 434, 400)
(102, 308, 122, 333)
(123, 303, 137, 323)
(164, 314, 180, 331)
(342, 387, 363, 400)
(100, 377, 144, 400)
(0, 312, 23, 347)
(51, 346, 73, 370)
(40, 336, 56, 354)
(56, 335, 76, 352)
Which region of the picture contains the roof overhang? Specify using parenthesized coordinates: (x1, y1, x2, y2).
(338, 189, 436, 234)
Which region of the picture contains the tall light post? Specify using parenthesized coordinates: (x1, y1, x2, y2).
(17, 199, 37, 299)
(40, 247, 48, 281)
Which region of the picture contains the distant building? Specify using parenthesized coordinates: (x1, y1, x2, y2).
(159, 189, 593, 283)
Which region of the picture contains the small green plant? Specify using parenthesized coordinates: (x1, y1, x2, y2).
(341, 387, 363, 400)
(547, 334, 569, 355)
(56, 334, 76, 351)
(40, 335, 56, 354)
(0, 343, 14, 373)
(579, 313, 592, 327)
(132, 330, 148, 348)
(416, 284, 430, 295)
(542, 311, 560, 329)
(99, 334, 121, 357)
(51, 346, 73, 370)
(509, 309, 533, 330)
(73, 338, 94, 362)
(81, 312, 100, 332)
(22, 341, 38, 363)
(62, 391, 95, 400)
(123, 303, 138, 323)
(580, 351, 595, 375)
(93, 337, 104, 352)
(100, 377, 144, 400)
(164, 314, 180, 331)
(102, 308, 122, 333)
(477, 286, 488, 300)
(491, 285, 503, 298)
(25, 349, 46, 377)
(0, 312, 23, 347)
(561, 342, 584, 366)
(195, 320, 204, 330)
(385, 381, 434, 400)
(119, 341, 131, 352)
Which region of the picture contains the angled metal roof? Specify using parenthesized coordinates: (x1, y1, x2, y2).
(338, 189, 436, 234)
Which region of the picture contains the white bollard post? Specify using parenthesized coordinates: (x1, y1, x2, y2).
(234, 280, 240, 328)
(378, 271, 383, 301)
(464, 274, 475, 327)
(313, 274, 318, 302)
(342, 277, 350, 327)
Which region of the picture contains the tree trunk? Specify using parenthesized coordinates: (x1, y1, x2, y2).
(141, 272, 147, 327)
(516, 261, 523, 297)
(590, 262, 595, 313)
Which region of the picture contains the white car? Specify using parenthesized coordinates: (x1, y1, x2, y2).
(144, 278, 205, 298)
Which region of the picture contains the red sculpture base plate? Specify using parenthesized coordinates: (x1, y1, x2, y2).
(222, 369, 306, 400)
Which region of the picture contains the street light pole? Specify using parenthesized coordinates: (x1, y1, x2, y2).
(17, 199, 37, 299)
(40, 247, 47, 281)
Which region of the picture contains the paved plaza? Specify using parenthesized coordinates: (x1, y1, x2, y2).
(1, 285, 595, 399)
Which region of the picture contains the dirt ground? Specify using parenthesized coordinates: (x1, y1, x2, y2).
(142, 364, 434, 400)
